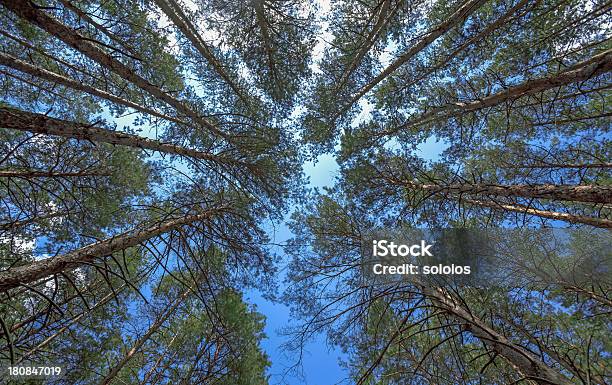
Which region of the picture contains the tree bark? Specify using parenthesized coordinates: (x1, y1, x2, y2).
(464, 198, 612, 228)
(0, 0, 229, 142)
(0, 29, 103, 82)
(506, 316, 608, 384)
(253, 0, 278, 82)
(506, 162, 612, 169)
(341, 0, 488, 115)
(399, 0, 532, 93)
(0, 107, 232, 165)
(335, 0, 396, 94)
(0, 208, 226, 292)
(0, 169, 110, 178)
(423, 287, 574, 385)
(58, 0, 142, 61)
(401, 181, 612, 204)
(98, 289, 190, 385)
(153, 0, 249, 103)
(139, 332, 180, 385)
(391, 49, 612, 133)
(0, 52, 187, 126)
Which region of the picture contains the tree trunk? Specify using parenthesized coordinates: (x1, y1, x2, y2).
(0, 169, 110, 178)
(139, 332, 180, 385)
(399, 0, 532, 93)
(464, 198, 612, 228)
(341, 0, 488, 114)
(0, 107, 233, 165)
(0, 208, 226, 292)
(506, 316, 607, 384)
(0, 29, 103, 82)
(253, 0, 278, 82)
(0, 0, 229, 142)
(58, 0, 141, 61)
(506, 162, 612, 169)
(0, 52, 186, 126)
(98, 289, 190, 385)
(335, 0, 396, 93)
(423, 287, 574, 385)
(153, 0, 249, 103)
(402, 181, 612, 204)
(391, 49, 612, 133)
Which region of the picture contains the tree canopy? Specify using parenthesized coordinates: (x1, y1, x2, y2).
(0, 0, 610, 384)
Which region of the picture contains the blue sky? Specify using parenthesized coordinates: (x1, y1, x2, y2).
(245, 138, 448, 385)
(246, 153, 345, 385)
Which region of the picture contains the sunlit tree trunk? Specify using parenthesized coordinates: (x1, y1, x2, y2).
(0, 107, 234, 165)
(0, 0, 229, 141)
(423, 287, 574, 385)
(0, 53, 187, 126)
(400, 181, 612, 204)
(464, 198, 612, 228)
(0, 208, 226, 292)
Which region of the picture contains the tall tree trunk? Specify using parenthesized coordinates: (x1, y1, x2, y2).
(0, 29, 103, 82)
(0, 107, 234, 166)
(152, 0, 249, 103)
(422, 287, 574, 385)
(0, 169, 110, 178)
(0, 52, 186, 126)
(139, 332, 180, 385)
(253, 0, 278, 83)
(0, 211, 71, 232)
(335, 0, 397, 94)
(0, 1, 229, 142)
(400, 181, 612, 203)
(506, 162, 612, 169)
(390, 49, 612, 134)
(506, 316, 607, 384)
(98, 289, 190, 385)
(57, 0, 141, 61)
(400, 0, 532, 92)
(464, 198, 612, 228)
(341, 0, 488, 115)
(0, 208, 226, 292)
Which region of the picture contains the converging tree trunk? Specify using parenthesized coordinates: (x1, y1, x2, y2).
(152, 0, 249, 103)
(390, 49, 612, 134)
(0, 0, 229, 141)
(464, 198, 612, 228)
(0, 208, 226, 292)
(340, 0, 488, 115)
(399, 181, 612, 204)
(335, 0, 397, 94)
(0, 107, 235, 166)
(0, 53, 187, 126)
(423, 287, 574, 385)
